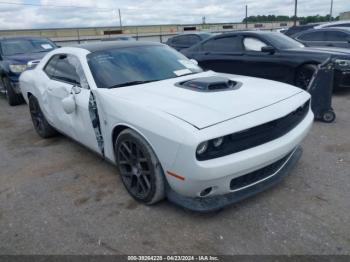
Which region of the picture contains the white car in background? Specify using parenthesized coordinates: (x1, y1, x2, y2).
(19, 42, 313, 212)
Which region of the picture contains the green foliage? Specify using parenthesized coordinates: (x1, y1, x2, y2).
(242, 15, 339, 24)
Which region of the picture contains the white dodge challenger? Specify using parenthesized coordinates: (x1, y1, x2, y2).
(20, 42, 314, 212)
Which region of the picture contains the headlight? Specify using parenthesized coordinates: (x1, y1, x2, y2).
(196, 141, 208, 155)
(335, 59, 350, 67)
(9, 64, 27, 73)
(196, 137, 224, 157)
(212, 137, 224, 147)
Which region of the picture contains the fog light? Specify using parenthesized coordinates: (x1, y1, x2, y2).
(199, 187, 212, 197)
(196, 141, 208, 155)
(213, 137, 224, 147)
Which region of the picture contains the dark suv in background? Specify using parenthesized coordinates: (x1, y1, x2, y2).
(0, 36, 57, 105)
(166, 32, 212, 51)
(293, 27, 350, 48)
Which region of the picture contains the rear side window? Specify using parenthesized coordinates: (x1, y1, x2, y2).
(202, 36, 242, 52)
(43, 54, 88, 88)
(44, 56, 60, 78)
(298, 31, 326, 41)
(172, 36, 188, 45)
(324, 31, 348, 41)
(186, 35, 201, 45)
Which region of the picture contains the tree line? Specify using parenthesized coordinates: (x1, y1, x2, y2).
(242, 15, 339, 25)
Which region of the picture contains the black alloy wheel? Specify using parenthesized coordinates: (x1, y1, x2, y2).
(115, 129, 165, 204)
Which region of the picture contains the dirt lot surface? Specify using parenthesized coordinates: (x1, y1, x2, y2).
(0, 92, 349, 255)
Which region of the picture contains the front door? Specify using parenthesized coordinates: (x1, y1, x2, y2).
(44, 53, 102, 155)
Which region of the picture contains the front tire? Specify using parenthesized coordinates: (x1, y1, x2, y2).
(3, 77, 24, 106)
(115, 129, 165, 205)
(294, 64, 318, 90)
(28, 96, 58, 138)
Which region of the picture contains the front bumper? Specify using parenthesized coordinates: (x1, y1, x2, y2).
(8, 75, 22, 94)
(167, 146, 302, 212)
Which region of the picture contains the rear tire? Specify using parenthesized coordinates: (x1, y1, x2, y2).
(115, 129, 165, 205)
(321, 110, 336, 123)
(28, 96, 58, 138)
(3, 77, 24, 106)
(294, 64, 318, 91)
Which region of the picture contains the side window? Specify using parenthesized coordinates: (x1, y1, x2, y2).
(325, 31, 348, 41)
(202, 36, 242, 52)
(187, 35, 200, 45)
(44, 55, 59, 78)
(243, 37, 267, 51)
(45, 54, 89, 89)
(298, 31, 325, 41)
(173, 36, 186, 45)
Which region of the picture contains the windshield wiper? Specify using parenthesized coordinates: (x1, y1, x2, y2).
(108, 80, 158, 88)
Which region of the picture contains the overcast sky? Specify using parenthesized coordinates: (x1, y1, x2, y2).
(0, 0, 348, 30)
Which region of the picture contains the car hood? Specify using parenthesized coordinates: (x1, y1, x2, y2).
(103, 71, 303, 129)
(4, 52, 48, 64)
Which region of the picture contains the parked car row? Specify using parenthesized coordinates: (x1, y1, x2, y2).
(180, 31, 350, 91)
(283, 20, 350, 37)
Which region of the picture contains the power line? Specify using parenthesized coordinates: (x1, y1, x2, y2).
(0, 1, 110, 11)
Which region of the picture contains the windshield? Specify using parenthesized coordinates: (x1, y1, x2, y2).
(1, 39, 56, 56)
(87, 45, 203, 89)
(266, 32, 305, 49)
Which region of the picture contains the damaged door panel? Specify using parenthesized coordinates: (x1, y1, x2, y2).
(89, 92, 104, 156)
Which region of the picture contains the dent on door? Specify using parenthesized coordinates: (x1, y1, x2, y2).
(88, 92, 104, 156)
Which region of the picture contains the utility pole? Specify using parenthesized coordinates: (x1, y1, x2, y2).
(118, 9, 123, 31)
(293, 0, 298, 26)
(329, 0, 333, 21)
(245, 5, 248, 29)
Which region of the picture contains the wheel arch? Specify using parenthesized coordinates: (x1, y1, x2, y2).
(111, 123, 160, 163)
(295, 61, 320, 73)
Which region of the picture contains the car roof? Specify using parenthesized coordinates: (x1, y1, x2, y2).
(170, 32, 212, 38)
(296, 27, 350, 35)
(322, 27, 350, 32)
(0, 36, 51, 41)
(315, 20, 350, 29)
(77, 41, 164, 52)
(219, 30, 274, 36)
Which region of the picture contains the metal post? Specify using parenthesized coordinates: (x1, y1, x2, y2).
(160, 25, 163, 43)
(330, 0, 333, 21)
(293, 0, 298, 26)
(245, 5, 248, 29)
(77, 29, 80, 44)
(118, 9, 123, 31)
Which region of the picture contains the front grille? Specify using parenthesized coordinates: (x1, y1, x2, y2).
(230, 150, 293, 191)
(197, 100, 310, 161)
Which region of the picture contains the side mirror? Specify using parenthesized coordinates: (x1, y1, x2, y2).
(190, 59, 199, 65)
(71, 85, 81, 94)
(62, 94, 76, 114)
(261, 46, 275, 54)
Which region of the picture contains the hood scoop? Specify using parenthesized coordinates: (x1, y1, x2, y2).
(177, 76, 241, 92)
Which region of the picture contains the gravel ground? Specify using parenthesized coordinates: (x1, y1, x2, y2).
(0, 91, 349, 255)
